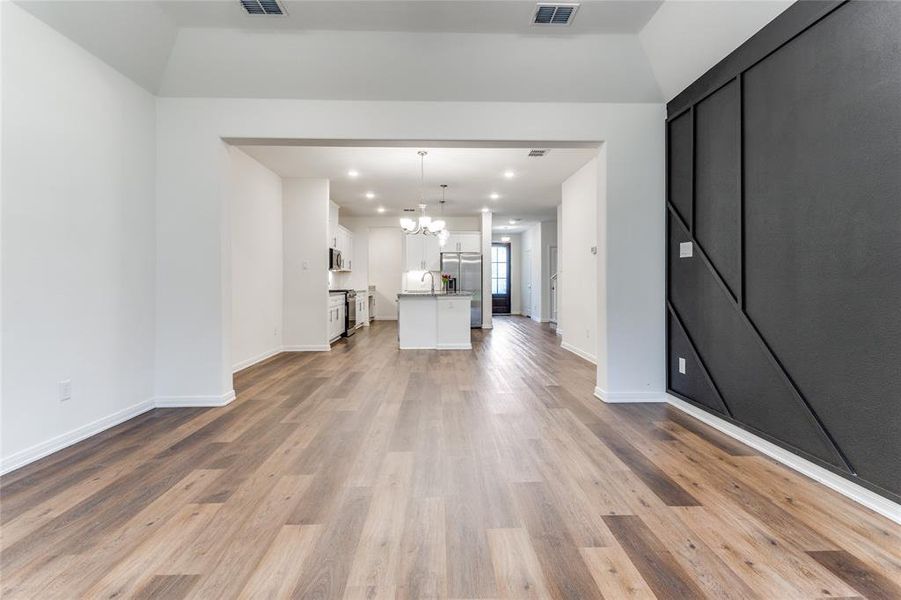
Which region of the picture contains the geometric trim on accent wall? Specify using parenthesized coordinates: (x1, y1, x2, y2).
(667, 206, 853, 474)
(666, 0, 901, 502)
(667, 305, 732, 417)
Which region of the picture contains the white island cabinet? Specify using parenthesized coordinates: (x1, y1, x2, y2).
(397, 292, 472, 350)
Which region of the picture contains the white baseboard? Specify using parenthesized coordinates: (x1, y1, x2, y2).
(560, 341, 597, 365)
(555, 327, 563, 336)
(153, 389, 236, 408)
(0, 398, 155, 475)
(594, 387, 667, 403)
(436, 343, 472, 350)
(232, 347, 282, 373)
(283, 344, 330, 352)
(481, 324, 493, 329)
(666, 394, 901, 525)
(2, 389, 240, 475)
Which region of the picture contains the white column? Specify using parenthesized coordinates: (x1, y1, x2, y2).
(481, 210, 493, 329)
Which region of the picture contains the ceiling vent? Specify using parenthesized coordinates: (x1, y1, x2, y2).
(528, 149, 550, 157)
(240, 0, 286, 16)
(532, 3, 579, 25)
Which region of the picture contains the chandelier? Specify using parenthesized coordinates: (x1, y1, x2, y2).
(400, 151, 448, 244)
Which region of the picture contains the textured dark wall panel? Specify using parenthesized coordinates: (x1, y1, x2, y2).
(666, 0, 901, 501)
(668, 217, 846, 468)
(667, 112, 693, 226)
(694, 80, 740, 299)
(743, 1, 901, 496)
(667, 312, 729, 415)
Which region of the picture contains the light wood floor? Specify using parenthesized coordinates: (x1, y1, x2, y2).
(2, 317, 900, 599)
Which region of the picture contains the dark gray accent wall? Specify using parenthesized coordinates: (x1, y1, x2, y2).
(666, 0, 901, 502)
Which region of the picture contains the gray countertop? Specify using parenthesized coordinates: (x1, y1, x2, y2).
(397, 291, 474, 297)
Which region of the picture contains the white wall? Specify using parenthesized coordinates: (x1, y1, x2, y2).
(367, 227, 403, 320)
(560, 158, 599, 365)
(556, 205, 563, 327)
(160, 28, 661, 103)
(153, 99, 665, 408)
(540, 220, 557, 322)
(1, 3, 156, 470)
(282, 179, 330, 350)
(639, 0, 792, 101)
(492, 233, 521, 315)
(521, 224, 541, 321)
(229, 147, 283, 371)
(520, 221, 556, 323)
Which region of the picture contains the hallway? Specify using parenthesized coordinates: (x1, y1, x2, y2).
(1, 317, 899, 598)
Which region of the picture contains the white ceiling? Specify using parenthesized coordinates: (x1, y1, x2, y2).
(158, 0, 663, 34)
(238, 144, 597, 224)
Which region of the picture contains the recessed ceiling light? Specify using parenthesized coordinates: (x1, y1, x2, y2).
(490, 193, 500, 200)
(509, 219, 516, 225)
(501, 236, 511, 242)
(365, 191, 375, 199)
(504, 170, 515, 179)
(481, 207, 490, 213)
(377, 206, 386, 213)
(348, 170, 359, 178)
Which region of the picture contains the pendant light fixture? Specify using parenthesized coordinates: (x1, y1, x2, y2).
(400, 151, 447, 237)
(437, 184, 450, 247)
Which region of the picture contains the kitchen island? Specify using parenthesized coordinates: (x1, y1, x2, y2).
(397, 291, 473, 349)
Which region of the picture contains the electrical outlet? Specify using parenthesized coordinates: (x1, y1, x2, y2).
(302, 260, 309, 270)
(59, 379, 72, 402)
(585, 328, 590, 339)
(678, 357, 686, 374)
(679, 241, 693, 258)
(273, 327, 279, 337)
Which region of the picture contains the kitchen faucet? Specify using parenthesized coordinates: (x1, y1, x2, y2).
(421, 270, 436, 294)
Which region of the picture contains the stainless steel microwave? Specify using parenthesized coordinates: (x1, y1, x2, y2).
(329, 248, 343, 271)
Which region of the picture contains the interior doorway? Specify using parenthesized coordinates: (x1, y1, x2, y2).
(491, 242, 511, 314)
(549, 245, 558, 324)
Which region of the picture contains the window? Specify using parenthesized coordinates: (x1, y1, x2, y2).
(491, 244, 508, 294)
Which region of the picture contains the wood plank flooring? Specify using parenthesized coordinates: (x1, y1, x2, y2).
(2, 317, 900, 599)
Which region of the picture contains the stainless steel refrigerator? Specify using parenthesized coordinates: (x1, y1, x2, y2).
(440, 252, 482, 328)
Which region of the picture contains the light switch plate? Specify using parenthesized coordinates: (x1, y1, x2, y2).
(59, 379, 72, 401)
(678, 357, 686, 374)
(679, 242, 693, 258)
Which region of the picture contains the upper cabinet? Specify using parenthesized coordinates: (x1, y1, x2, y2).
(328, 201, 354, 271)
(444, 231, 481, 253)
(336, 225, 353, 271)
(328, 200, 340, 248)
(404, 230, 481, 271)
(403, 234, 440, 272)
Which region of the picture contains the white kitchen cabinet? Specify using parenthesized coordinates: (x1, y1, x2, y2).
(328, 293, 346, 342)
(404, 234, 423, 271)
(334, 225, 354, 271)
(423, 235, 440, 271)
(355, 293, 367, 327)
(328, 201, 340, 248)
(404, 233, 440, 271)
(444, 231, 481, 253)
